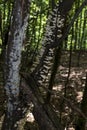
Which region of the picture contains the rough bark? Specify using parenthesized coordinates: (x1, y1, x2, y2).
(1, 0, 30, 130)
(23, 0, 74, 129)
(31, 0, 75, 88)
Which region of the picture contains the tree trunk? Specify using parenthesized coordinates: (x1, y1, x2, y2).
(31, 0, 75, 88)
(1, 0, 30, 130)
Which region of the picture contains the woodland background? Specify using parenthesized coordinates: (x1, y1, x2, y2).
(0, 0, 87, 130)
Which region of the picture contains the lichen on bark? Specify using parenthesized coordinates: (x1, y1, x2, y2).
(2, 0, 30, 130)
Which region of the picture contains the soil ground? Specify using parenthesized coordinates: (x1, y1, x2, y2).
(0, 50, 87, 130)
(51, 50, 87, 130)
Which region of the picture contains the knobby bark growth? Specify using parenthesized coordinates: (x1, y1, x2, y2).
(1, 0, 30, 130)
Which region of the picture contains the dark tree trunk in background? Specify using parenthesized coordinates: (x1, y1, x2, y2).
(1, 0, 30, 130)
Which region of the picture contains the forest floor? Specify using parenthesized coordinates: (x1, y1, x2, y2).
(0, 50, 87, 130)
(51, 50, 87, 130)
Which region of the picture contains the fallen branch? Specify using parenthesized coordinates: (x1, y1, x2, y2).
(20, 75, 63, 130)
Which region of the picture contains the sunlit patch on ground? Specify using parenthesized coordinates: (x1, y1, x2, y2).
(76, 91, 83, 102)
(26, 112, 35, 122)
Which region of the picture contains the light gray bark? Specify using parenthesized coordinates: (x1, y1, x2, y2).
(2, 0, 30, 130)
